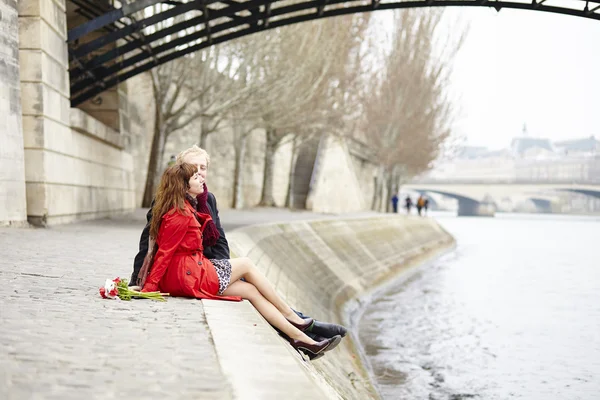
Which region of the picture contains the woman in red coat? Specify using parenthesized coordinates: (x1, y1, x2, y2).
(141, 163, 338, 357)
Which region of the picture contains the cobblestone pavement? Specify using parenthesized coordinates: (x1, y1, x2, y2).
(0, 217, 232, 400)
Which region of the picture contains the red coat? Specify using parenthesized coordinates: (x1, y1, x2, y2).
(142, 201, 241, 302)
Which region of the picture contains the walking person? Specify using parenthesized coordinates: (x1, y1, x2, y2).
(416, 195, 425, 216)
(404, 195, 413, 214)
(391, 193, 399, 213)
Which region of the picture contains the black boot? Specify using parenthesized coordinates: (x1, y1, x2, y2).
(309, 320, 348, 338)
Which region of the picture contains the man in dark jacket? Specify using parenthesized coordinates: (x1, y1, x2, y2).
(131, 146, 346, 358)
(130, 191, 229, 283)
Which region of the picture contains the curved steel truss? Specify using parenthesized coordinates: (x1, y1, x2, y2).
(68, 0, 600, 106)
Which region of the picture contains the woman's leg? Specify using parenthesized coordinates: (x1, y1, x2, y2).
(222, 280, 317, 344)
(228, 257, 305, 325)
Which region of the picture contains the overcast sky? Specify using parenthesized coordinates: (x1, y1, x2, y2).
(439, 7, 600, 150)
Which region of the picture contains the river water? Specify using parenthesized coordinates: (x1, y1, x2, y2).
(357, 212, 600, 400)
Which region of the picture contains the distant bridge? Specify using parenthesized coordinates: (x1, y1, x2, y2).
(402, 181, 600, 216)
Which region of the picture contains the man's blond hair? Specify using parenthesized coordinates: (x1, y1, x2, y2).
(176, 145, 210, 166)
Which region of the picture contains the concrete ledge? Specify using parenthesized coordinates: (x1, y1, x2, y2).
(24, 149, 133, 189)
(203, 299, 338, 399)
(70, 108, 125, 149)
(25, 182, 135, 226)
(22, 114, 133, 169)
(0, 220, 29, 228)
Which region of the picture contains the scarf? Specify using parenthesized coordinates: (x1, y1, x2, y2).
(186, 184, 220, 247)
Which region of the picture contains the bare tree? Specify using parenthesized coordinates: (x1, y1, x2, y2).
(361, 9, 467, 211)
(139, 5, 255, 207)
(226, 24, 327, 207)
(236, 16, 370, 207)
(282, 14, 372, 209)
(142, 56, 204, 207)
(225, 34, 277, 208)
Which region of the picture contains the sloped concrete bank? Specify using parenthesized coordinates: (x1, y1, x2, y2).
(226, 215, 455, 399)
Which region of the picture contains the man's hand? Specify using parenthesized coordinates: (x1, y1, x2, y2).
(136, 253, 153, 287)
(136, 237, 156, 287)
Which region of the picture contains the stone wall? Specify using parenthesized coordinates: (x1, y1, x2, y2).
(307, 136, 371, 213)
(347, 138, 380, 210)
(0, 0, 28, 226)
(227, 216, 455, 399)
(120, 73, 156, 207)
(15, 0, 137, 225)
(19, 0, 71, 225)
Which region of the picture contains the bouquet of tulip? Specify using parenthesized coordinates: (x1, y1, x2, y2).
(99, 277, 168, 302)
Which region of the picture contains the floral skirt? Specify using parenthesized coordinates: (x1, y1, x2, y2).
(210, 259, 233, 295)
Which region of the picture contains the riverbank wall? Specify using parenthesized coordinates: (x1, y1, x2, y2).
(227, 214, 455, 399)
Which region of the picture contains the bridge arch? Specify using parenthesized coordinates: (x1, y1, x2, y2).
(68, 0, 600, 105)
(559, 188, 600, 199)
(529, 197, 554, 213)
(408, 188, 495, 216)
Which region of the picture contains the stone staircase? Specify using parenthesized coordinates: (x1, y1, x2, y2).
(290, 135, 323, 209)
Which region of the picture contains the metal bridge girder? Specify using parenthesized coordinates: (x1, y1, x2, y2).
(67, 0, 600, 106)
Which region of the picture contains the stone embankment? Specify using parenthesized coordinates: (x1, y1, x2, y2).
(226, 215, 455, 399)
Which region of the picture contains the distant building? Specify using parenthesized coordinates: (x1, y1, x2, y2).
(422, 146, 515, 182)
(515, 136, 599, 183)
(554, 136, 599, 156)
(422, 134, 600, 184)
(456, 146, 490, 159)
(510, 137, 554, 158)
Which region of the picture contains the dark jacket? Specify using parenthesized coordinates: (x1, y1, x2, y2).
(130, 192, 229, 285)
